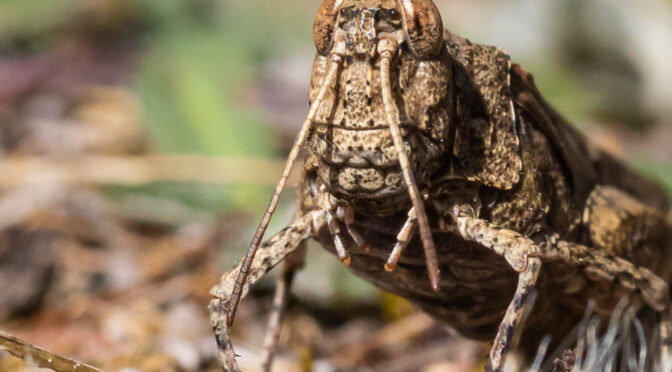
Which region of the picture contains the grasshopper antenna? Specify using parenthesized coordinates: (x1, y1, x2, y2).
(378, 37, 440, 292)
(227, 52, 343, 327)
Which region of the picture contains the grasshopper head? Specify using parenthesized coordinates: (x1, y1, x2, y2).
(308, 0, 452, 213)
(314, 0, 444, 60)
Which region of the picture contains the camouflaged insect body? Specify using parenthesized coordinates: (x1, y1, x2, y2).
(303, 1, 672, 356)
(305, 27, 564, 347)
(210, 0, 672, 369)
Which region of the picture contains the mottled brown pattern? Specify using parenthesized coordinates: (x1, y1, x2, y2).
(302, 2, 672, 362)
(212, 1, 672, 370)
(487, 128, 554, 235)
(399, 0, 444, 59)
(313, 0, 339, 55)
(309, 30, 451, 213)
(446, 31, 522, 190)
(584, 186, 667, 264)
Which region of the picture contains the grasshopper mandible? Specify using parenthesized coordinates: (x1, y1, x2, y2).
(209, 0, 672, 370)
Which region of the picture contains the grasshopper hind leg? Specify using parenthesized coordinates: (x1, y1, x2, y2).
(582, 185, 672, 368)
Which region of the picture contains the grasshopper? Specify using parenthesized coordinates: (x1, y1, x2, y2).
(209, 0, 672, 370)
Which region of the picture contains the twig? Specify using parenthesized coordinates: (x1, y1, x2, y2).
(0, 155, 297, 187)
(0, 331, 101, 372)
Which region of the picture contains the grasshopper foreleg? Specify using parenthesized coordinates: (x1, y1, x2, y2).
(209, 210, 324, 372)
(337, 203, 370, 253)
(324, 195, 352, 265)
(320, 192, 371, 265)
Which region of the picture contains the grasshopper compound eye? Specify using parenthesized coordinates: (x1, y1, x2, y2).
(375, 7, 403, 33)
(398, 0, 444, 59)
(313, 0, 340, 55)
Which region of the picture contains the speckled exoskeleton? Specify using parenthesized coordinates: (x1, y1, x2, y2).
(209, 0, 672, 370)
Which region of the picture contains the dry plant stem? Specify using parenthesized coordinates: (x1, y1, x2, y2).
(0, 155, 294, 188)
(379, 41, 440, 291)
(0, 331, 101, 372)
(227, 55, 343, 327)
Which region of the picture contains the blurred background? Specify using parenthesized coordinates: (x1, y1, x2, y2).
(0, 0, 670, 371)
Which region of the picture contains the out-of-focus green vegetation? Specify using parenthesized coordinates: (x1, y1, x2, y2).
(0, 0, 76, 44)
(133, 0, 313, 212)
(132, 1, 307, 211)
(0, 0, 317, 212)
(136, 0, 305, 157)
(635, 161, 672, 195)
